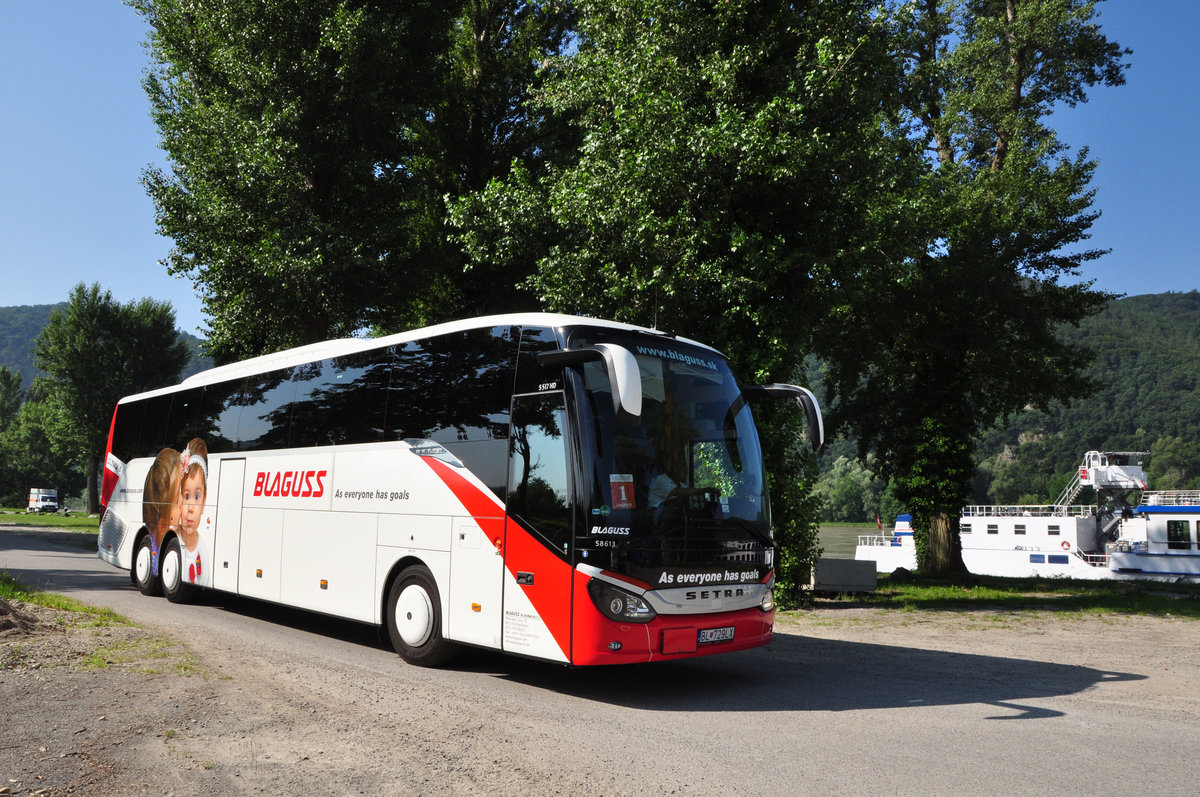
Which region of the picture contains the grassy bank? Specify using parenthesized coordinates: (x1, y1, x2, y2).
(811, 572, 1200, 620)
(0, 570, 128, 624)
(0, 508, 99, 532)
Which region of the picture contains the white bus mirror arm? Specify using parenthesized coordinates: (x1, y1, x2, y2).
(538, 344, 643, 422)
(744, 383, 824, 452)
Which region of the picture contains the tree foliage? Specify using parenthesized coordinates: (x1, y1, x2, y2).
(820, 0, 1129, 572)
(452, 0, 912, 595)
(0, 399, 85, 507)
(816, 452, 903, 523)
(134, 0, 573, 360)
(32, 284, 189, 512)
(424, 1, 578, 321)
(456, 0, 909, 371)
(0, 366, 21, 432)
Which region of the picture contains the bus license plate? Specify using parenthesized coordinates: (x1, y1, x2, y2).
(698, 626, 735, 644)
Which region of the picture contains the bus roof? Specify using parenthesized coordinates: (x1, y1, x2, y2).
(118, 313, 714, 404)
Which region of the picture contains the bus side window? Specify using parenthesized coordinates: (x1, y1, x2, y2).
(238, 369, 297, 451)
(388, 328, 516, 498)
(138, 394, 174, 458)
(109, 401, 145, 463)
(204, 380, 247, 452)
(163, 386, 208, 449)
(507, 393, 572, 557)
(329, 350, 391, 444)
(513, 326, 561, 395)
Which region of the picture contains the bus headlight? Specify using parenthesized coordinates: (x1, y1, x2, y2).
(587, 579, 657, 624)
(759, 588, 775, 613)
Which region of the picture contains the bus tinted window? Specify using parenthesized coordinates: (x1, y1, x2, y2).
(238, 369, 297, 451)
(388, 326, 515, 442)
(388, 327, 516, 498)
(200, 379, 249, 451)
(163, 386, 210, 447)
(291, 350, 391, 447)
(109, 401, 144, 462)
(138, 394, 174, 457)
(513, 326, 562, 394)
(198, 381, 244, 452)
(508, 392, 571, 556)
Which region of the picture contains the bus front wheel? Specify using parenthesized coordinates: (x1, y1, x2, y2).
(386, 565, 457, 667)
(133, 535, 162, 597)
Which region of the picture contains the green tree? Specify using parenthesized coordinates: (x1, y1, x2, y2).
(453, 0, 908, 596)
(133, 0, 459, 360)
(418, 1, 577, 322)
(134, 1, 573, 359)
(1149, 436, 1200, 490)
(0, 365, 26, 504)
(0, 399, 84, 507)
(822, 0, 1128, 574)
(817, 455, 891, 522)
(33, 284, 189, 513)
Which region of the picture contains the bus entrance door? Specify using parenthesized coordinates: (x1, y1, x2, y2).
(501, 393, 573, 663)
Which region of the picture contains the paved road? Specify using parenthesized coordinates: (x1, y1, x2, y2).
(3, 525, 1198, 795)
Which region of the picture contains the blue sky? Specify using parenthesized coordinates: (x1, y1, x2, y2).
(1, 1, 1196, 338)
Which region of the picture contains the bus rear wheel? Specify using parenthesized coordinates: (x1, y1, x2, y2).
(133, 534, 162, 597)
(386, 565, 457, 667)
(161, 536, 195, 604)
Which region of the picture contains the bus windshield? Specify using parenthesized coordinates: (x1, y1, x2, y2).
(571, 333, 771, 584)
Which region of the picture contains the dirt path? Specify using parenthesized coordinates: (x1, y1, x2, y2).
(5, 597, 1199, 796)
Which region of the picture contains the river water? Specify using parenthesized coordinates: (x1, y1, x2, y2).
(818, 523, 889, 559)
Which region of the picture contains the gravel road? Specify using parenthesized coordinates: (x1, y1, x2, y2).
(3, 526, 1199, 796)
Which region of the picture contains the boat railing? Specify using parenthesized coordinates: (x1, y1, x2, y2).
(1054, 468, 1084, 509)
(960, 504, 1092, 518)
(1140, 490, 1200, 507)
(1078, 551, 1109, 568)
(857, 534, 904, 547)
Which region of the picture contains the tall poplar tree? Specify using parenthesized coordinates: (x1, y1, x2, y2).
(820, 0, 1129, 573)
(33, 284, 189, 513)
(452, 0, 912, 596)
(133, 0, 458, 361)
(133, 1, 573, 359)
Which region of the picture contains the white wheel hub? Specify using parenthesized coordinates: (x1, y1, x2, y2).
(395, 584, 434, 647)
(162, 546, 180, 591)
(135, 543, 152, 584)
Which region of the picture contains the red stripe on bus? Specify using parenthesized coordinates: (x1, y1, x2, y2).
(423, 457, 573, 660)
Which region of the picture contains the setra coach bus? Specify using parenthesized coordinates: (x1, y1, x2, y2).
(98, 313, 822, 666)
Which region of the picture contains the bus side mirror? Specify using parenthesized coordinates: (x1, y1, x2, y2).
(744, 383, 824, 451)
(538, 344, 643, 422)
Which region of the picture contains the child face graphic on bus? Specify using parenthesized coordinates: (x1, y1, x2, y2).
(177, 438, 209, 552)
(143, 447, 181, 550)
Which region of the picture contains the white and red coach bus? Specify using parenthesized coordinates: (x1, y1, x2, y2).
(98, 314, 822, 666)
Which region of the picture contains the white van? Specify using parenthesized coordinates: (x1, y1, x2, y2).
(27, 488, 59, 513)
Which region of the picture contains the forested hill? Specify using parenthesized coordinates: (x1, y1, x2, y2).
(0, 304, 63, 388)
(976, 290, 1200, 499)
(0, 303, 209, 389)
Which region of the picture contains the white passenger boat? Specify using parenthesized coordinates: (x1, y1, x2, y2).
(855, 451, 1200, 582)
(853, 514, 916, 573)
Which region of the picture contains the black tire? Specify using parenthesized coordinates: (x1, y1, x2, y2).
(386, 564, 457, 667)
(161, 536, 195, 604)
(132, 534, 162, 597)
